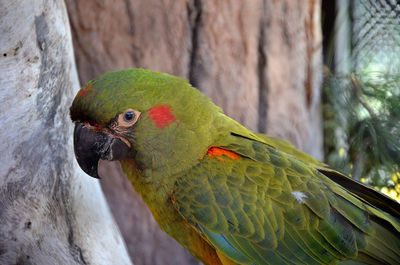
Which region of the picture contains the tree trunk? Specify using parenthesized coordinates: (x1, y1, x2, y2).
(66, 0, 322, 264)
(0, 1, 132, 264)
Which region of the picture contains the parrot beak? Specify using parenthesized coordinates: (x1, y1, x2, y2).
(73, 123, 132, 178)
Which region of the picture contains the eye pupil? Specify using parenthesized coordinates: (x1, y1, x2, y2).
(124, 111, 135, 122)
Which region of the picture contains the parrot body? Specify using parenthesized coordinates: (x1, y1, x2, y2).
(71, 69, 400, 265)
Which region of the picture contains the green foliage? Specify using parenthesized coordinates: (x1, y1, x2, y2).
(323, 70, 400, 189)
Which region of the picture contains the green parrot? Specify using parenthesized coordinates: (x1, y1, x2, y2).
(70, 68, 400, 265)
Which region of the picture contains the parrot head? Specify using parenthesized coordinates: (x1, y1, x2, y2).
(70, 69, 220, 179)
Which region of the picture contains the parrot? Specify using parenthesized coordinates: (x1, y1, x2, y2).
(70, 68, 400, 265)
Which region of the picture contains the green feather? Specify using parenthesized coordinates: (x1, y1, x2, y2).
(71, 68, 400, 265)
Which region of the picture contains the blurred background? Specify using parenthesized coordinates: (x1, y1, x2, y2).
(322, 0, 400, 201)
(64, 0, 400, 264)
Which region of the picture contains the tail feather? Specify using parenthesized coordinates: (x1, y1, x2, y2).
(355, 217, 400, 264)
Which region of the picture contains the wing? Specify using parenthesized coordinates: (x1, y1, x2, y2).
(173, 132, 400, 265)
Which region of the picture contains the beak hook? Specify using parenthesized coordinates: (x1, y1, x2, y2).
(73, 123, 132, 178)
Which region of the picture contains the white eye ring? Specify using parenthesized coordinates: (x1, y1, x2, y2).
(118, 109, 141, 127)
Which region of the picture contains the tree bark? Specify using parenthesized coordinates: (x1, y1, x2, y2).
(261, 0, 323, 159)
(0, 1, 132, 264)
(66, 0, 322, 264)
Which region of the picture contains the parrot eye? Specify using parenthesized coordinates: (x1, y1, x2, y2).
(124, 111, 135, 122)
(118, 108, 141, 127)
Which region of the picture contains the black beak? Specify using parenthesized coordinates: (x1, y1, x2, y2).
(73, 123, 132, 178)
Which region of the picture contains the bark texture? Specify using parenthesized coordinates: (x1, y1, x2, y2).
(66, 0, 322, 264)
(0, 1, 132, 264)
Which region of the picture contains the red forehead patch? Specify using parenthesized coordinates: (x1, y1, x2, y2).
(77, 84, 92, 98)
(148, 105, 176, 129)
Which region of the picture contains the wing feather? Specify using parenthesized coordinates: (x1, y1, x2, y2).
(173, 131, 400, 264)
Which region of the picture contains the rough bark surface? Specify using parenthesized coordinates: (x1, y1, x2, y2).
(66, 0, 322, 264)
(261, 0, 323, 159)
(0, 1, 132, 264)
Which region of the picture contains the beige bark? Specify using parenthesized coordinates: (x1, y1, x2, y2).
(0, 0, 132, 264)
(262, 0, 323, 159)
(66, 0, 322, 264)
